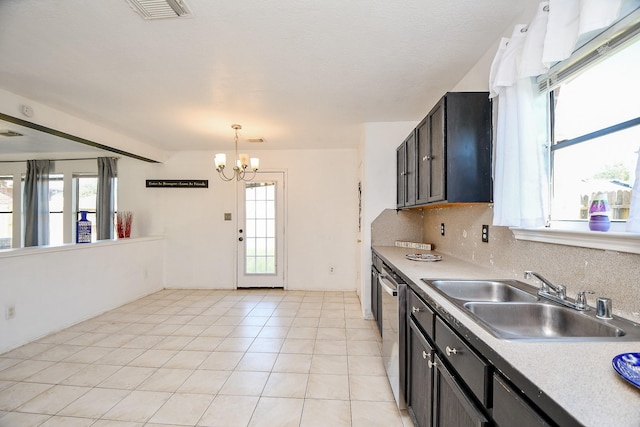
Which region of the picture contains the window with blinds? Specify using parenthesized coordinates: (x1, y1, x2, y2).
(544, 11, 640, 225)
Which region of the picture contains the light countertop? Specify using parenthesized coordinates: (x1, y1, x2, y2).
(373, 245, 640, 427)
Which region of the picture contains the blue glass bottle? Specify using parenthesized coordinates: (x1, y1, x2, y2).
(76, 210, 92, 243)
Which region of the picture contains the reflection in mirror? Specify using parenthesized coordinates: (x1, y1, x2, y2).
(0, 112, 158, 162)
(0, 113, 154, 249)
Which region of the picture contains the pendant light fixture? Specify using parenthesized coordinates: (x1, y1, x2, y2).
(214, 124, 259, 181)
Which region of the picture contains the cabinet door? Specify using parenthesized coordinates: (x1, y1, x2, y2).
(396, 143, 406, 208)
(428, 100, 445, 203)
(493, 374, 551, 427)
(397, 131, 417, 208)
(405, 131, 417, 206)
(371, 268, 380, 335)
(416, 101, 445, 205)
(408, 320, 434, 427)
(374, 275, 383, 336)
(444, 92, 492, 203)
(433, 354, 489, 427)
(415, 117, 430, 205)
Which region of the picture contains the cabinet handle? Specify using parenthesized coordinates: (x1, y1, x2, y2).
(428, 360, 437, 369)
(412, 306, 421, 313)
(426, 155, 432, 160)
(445, 346, 458, 356)
(422, 350, 430, 360)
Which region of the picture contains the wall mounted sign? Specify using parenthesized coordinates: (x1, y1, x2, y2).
(146, 179, 208, 188)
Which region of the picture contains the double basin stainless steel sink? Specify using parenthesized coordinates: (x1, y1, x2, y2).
(421, 279, 640, 341)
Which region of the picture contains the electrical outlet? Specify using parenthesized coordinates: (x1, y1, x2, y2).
(440, 223, 445, 236)
(329, 266, 335, 274)
(482, 224, 489, 243)
(6, 305, 15, 320)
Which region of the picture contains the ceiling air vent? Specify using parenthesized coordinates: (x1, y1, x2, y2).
(0, 130, 23, 137)
(126, 0, 191, 20)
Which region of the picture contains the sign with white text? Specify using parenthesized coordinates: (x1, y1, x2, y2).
(146, 179, 208, 188)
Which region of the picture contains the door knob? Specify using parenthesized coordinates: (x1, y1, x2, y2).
(238, 237, 244, 242)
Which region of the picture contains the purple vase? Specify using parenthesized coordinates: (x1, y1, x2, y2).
(589, 215, 611, 232)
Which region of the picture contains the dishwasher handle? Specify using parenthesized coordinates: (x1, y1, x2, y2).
(378, 273, 398, 297)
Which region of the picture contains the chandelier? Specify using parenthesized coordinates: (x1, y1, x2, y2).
(214, 124, 259, 181)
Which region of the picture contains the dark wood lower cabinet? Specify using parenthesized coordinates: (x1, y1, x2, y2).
(433, 354, 489, 427)
(374, 253, 581, 427)
(408, 320, 434, 427)
(371, 267, 381, 335)
(408, 319, 488, 427)
(493, 374, 551, 427)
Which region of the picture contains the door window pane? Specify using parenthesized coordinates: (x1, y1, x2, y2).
(244, 181, 276, 275)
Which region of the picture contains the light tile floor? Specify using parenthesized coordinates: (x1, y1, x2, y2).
(0, 289, 414, 427)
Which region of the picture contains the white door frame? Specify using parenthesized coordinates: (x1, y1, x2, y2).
(236, 171, 286, 288)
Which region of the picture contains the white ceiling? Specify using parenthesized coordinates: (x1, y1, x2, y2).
(0, 0, 528, 154)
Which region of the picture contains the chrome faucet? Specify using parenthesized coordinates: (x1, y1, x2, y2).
(524, 270, 589, 311)
(524, 271, 566, 299)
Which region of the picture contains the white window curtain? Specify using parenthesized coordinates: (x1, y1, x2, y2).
(24, 159, 50, 247)
(627, 149, 640, 232)
(490, 20, 549, 228)
(489, 0, 624, 228)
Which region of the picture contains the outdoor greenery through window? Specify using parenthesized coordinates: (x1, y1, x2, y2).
(550, 35, 640, 226)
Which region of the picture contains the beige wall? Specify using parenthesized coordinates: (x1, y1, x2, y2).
(119, 149, 360, 291)
(420, 204, 640, 320)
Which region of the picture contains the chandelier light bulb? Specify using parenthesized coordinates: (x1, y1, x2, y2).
(215, 124, 260, 181)
(214, 153, 226, 169)
(250, 158, 259, 170)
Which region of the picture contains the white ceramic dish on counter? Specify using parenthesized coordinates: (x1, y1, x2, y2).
(405, 253, 442, 262)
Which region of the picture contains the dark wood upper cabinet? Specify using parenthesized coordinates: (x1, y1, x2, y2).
(397, 131, 417, 208)
(399, 92, 492, 209)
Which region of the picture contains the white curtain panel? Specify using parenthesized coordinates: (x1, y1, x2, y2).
(489, 0, 624, 228)
(626, 149, 640, 233)
(24, 159, 50, 247)
(490, 24, 548, 228)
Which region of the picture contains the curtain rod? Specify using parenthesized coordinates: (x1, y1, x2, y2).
(0, 157, 119, 164)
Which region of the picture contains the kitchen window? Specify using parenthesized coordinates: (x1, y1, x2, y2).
(549, 35, 639, 227)
(512, 9, 640, 254)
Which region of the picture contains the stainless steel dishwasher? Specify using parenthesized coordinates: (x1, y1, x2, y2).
(378, 265, 406, 409)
